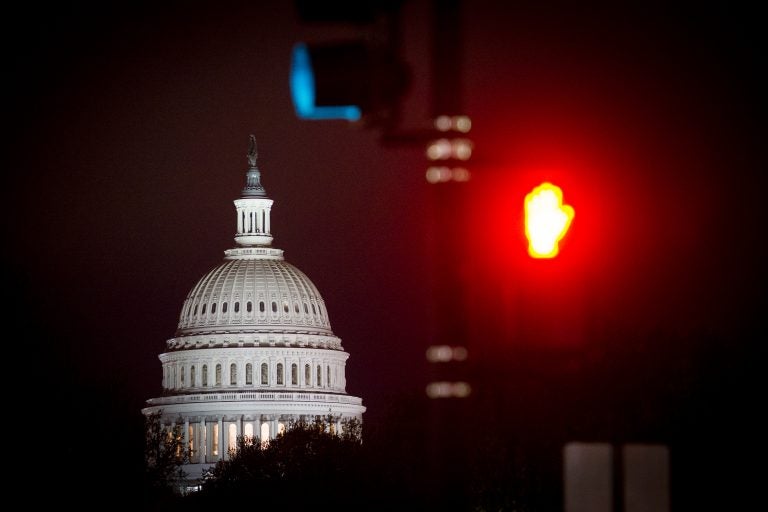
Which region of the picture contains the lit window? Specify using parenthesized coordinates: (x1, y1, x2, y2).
(260, 422, 270, 443)
(244, 423, 254, 440)
(229, 424, 237, 452)
(277, 363, 284, 385)
(212, 423, 219, 456)
(230, 363, 237, 385)
(305, 364, 311, 385)
(316, 365, 321, 386)
(291, 363, 298, 385)
(215, 364, 222, 386)
(261, 363, 268, 385)
(202, 365, 208, 386)
(246, 363, 253, 385)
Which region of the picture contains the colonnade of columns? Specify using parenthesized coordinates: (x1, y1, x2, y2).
(237, 206, 271, 236)
(174, 414, 343, 464)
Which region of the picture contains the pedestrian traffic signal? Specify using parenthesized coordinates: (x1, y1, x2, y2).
(525, 182, 574, 258)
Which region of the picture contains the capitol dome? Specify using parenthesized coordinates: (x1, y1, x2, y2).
(143, 136, 365, 483)
(172, 257, 337, 345)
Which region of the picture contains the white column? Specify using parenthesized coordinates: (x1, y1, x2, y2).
(265, 207, 271, 233)
(237, 209, 243, 234)
(197, 418, 208, 463)
(223, 420, 230, 459)
(217, 418, 224, 460)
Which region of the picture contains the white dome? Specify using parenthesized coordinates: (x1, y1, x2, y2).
(176, 255, 333, 337)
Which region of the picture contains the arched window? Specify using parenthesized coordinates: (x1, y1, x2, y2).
(201, 304, 206, 315)
(259, 301, 265, 313)
(305, 364, 311, 386)
(193, 304, 198, 315)
(211, 303, 217, 314)
(327, 365, 331, 386)
(215, 364, 222, 386)
(180, 366, 185, 386)
(276, 363, 284, 385)
(202, 365, 208, 386)
(190, 365, 196, 387)
(291, 363, 298, 385)
(188, 425, 195, 454)
(228, 424, 237, 452)
(318, 304, 323, 315)
(244, 423, 254, 440)
(234, 302, 240, 313)
(304, 303, 308, 314)
(316, 365, 322, 386)
(283, 301, 289, 313)
(261, 422, 270, 443)
(246, 363, 253, 385)
(247, 301, 253, 313)
(312, 304, 316, 314)
(222, 302, 228, 313)
(261, 363, 268, 385)
(230, 363, 237, 385)
(271, 301, 278, 313)
(294, 303, 300, 313)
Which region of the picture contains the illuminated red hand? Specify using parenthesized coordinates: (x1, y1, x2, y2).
(525, 183, 574, 258)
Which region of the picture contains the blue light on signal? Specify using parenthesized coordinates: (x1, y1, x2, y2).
(289, 43, 362, 121)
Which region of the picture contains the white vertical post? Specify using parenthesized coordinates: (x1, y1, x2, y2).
(564, 442, 613, 512)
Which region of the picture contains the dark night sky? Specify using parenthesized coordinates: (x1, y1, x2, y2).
(5, 1, 766, 507)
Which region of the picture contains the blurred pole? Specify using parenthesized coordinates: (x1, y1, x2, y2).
(425, 0, 471, 508)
